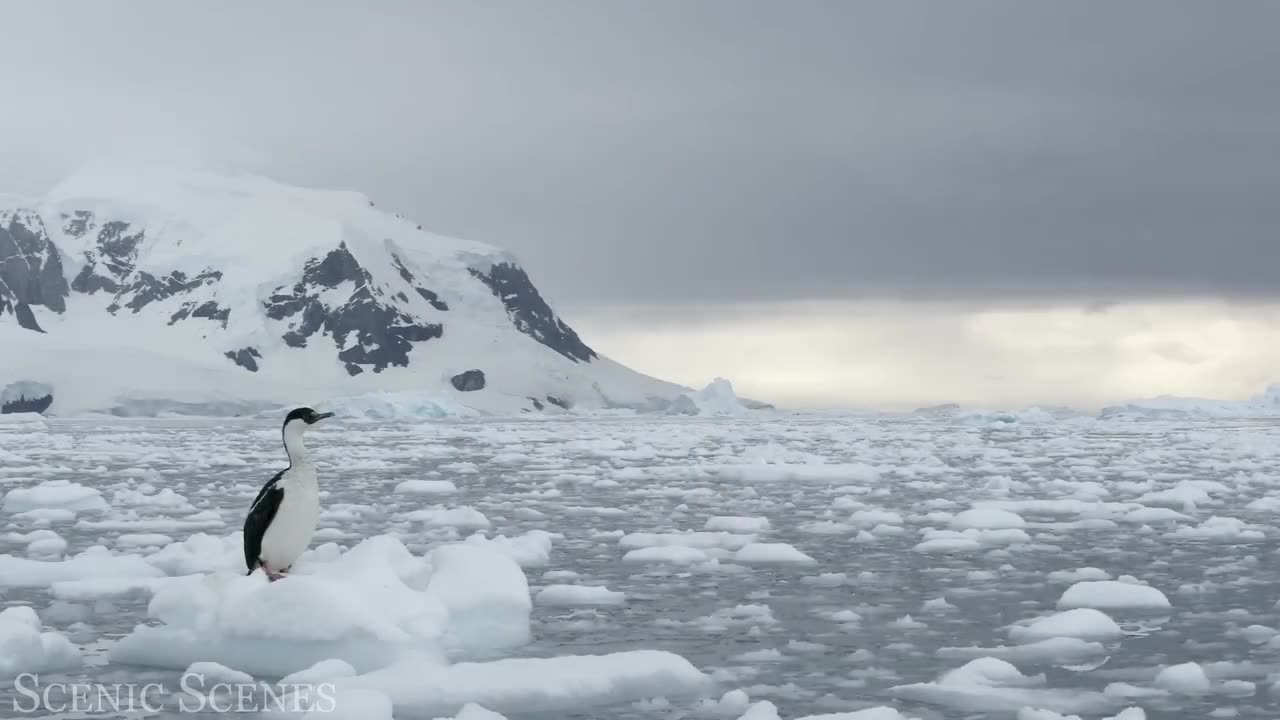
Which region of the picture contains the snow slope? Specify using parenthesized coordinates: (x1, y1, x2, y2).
(0, 165, 697, 416)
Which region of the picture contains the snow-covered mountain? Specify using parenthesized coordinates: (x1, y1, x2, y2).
(0, 166, 698, 416)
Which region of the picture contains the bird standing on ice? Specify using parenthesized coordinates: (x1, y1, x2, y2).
(243, 407, 334, 580)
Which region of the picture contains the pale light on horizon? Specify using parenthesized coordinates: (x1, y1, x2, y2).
(574, 299, 1280, 412)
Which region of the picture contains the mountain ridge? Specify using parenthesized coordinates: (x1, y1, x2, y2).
(0, 166, 696, 416)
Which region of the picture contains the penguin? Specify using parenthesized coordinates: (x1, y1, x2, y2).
(243, 406, 334, 580)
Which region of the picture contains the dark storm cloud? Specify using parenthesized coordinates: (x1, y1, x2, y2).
(3, 1, 1279, 308)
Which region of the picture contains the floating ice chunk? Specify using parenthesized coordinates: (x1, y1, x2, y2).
(535, 585, 626, 607)
(849, 509, 904, 528)
(464, 531, 554, 568)
(1153, 662, 1210, 695)
(922, 597, 955, 613)
(25, 530, 67, 558)
(406, 506, 490, 529)
(0, 606, 82, 675)
(914, 527, 1029, 554)
(117, 533, 175, 549)
(13, 508, 77, 524)
(736, 701, 781, 720)
(1138, 482, 1212, 510)
(937, 637, 1106, 665)
(798, 521, 854, 535)
(733, 543, 817, 566)
(889, 615, 927, 630)
(753, 703, 917, 720)
(145, 532, 243, 575)
(700, 689, 752, 716)
(1123, 507, 1192, 524)
(1246, 496, 1280, 512)
(621, 531, 754, 551)
(305, 688, 395, 720)
(712, 463, 880, 485)
(1018, 710, 1078, 720)
(733, 648, 786, 663)
(1008, 609, 1123, 643)
(623, 546, 710, 566)
(1171, 516, 1265, 541)
(1220, 679, 1255, 696)
(1239, 624, 1278, 644)
(1046, 568, 1112, 584)
(450, 703, 509, 720)
(669, 378, 750, 416)
(804, 573, 848, 588)
(321, 650, 710, 716)
(705, 516, 771, 533)
(796, 709, 917, 720)
(77, 509, 225, 532)
(0, 545, 165, 588)
(1057, 581, 1171, 610)
(394, 480, 457, 495)
(888, 657, 1111, 714)
(112, 487, 192, 509)
(4, 480, 108, 513)
(184, 661, 254, 685)
(110, 535, 522, 677)
(281, 659, 358, 685)
(424, 543, 532, 654)
(950, 508, 1026, 530)
(913, 537, 982, 554)
(827, 609, 862, 624)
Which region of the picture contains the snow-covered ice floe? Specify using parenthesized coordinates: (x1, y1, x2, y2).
(888, 657, 1114, 714)
(0, 606, 82, 676)
(110, 536, 529, 674)
(102, 533, 705, 716)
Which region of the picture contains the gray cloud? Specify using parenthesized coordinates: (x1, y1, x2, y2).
(3, 1, 1278, 310)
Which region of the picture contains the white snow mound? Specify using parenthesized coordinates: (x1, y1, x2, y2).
(110, 535, 530, 676)
(1057, 581, 1171, 610)
(4, 480, 109, 513)
(0, 606, 82, 676)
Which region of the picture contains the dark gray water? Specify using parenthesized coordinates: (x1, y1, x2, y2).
(1, 413, 1278, 719)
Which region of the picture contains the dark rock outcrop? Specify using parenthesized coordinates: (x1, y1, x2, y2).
(72, 220, 145, 295)
(13, 302, 44, 332)
(61, 210, 95, 239)
(469, 262, 595, 362)
(224, 347, 262, 372)
(264, 243, 443, 375)
(1, 382, 53, 415)
(0, 211, 69, 332)
(450, 369, 486, 392)
(391, 254, 449, 311)
(168, 297, 231, 327)
(110, 269, 224, 316)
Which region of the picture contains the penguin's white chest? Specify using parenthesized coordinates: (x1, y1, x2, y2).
(260, 465, 320, 570)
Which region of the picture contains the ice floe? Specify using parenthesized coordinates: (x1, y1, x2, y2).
(1057, 580, 1171, 610)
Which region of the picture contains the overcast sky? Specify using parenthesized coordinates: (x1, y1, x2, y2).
(5, 2, 1280, 409)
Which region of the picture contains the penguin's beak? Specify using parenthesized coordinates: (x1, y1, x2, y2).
(314, 412, 335, 422)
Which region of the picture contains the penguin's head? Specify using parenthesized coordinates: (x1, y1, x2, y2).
(283, 407, 334, 430)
